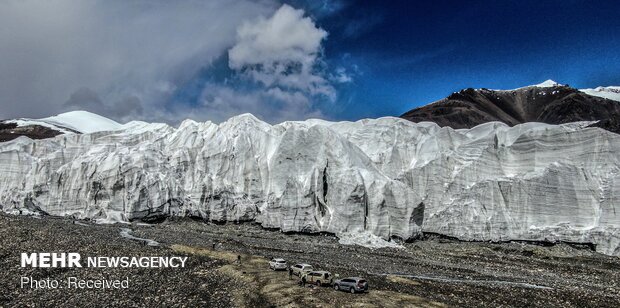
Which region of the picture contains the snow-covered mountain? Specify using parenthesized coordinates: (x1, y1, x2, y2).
(23, 110, 124, 134)
(0, 110, 125, 142)
(1, 112, 619, 255)
(510, 79, 562, 89)
(401, 80, 620, 133)
(7, 110, 123, 134)
(580, 86, 620, 102)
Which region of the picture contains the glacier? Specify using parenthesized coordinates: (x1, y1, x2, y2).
(0, 113, 619, 255)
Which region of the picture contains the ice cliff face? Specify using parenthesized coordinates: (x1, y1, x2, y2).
(1, 114, 619, 255)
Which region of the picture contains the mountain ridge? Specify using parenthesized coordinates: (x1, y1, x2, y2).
(401, 81, 620, 133)
(1, 110, 127, 142)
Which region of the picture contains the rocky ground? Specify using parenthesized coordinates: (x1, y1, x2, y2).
(0, 122, 65, 142)
(1, 214, 619, 307)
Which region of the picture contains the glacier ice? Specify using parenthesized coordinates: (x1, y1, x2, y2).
(1, 114, 619, 255)
(338, 231, 404, 249)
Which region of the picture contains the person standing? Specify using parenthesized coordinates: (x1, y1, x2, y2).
(288, 267, 293, 280)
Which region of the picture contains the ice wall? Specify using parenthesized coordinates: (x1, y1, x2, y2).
(1, 115, 618, 255)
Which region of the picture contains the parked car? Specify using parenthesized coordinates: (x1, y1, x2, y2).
(333, 277, 369, 293)
(301, 270, 333, 286)
(291, 263, 313, 276)
(269, 258, 288, 270)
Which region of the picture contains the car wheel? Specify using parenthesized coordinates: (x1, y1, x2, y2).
(334, 284, 339, 291)
(350, 287, 355, 294)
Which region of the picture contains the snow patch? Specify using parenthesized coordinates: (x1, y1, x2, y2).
(338, 231, 403, 249)
(94, 211, 129, 224)
(492, 79, 563, 91)
(119, 228, 160, 246)
(532, 79, 560, 88)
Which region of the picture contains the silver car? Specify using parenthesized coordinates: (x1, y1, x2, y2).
(268, 258, 288, 270)
(333, 277, 369, 293)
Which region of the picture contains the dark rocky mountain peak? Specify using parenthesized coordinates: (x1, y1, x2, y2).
(401, 81, 620, 133)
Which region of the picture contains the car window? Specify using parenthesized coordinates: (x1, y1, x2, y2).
(342, 279, 354, 283)
(294, 265, 301, 268)
(277, 260, 286, 263)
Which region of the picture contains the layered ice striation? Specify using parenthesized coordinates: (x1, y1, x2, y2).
(1, 114, 619, 255)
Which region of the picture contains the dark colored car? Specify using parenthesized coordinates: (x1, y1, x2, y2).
(333, 277, 369, 293)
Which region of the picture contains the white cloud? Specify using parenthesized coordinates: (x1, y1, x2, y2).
(332, 67, 353, 83)
(0, 1, 343, 124)
(265, 88, 310, 107)
(228, 4, 335, 100)
(0, 0, 276, 121)
(198, 83, 325, 124)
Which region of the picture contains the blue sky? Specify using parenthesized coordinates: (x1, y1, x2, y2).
(286, 0, 620, 120)
(1, 0, 619, 123)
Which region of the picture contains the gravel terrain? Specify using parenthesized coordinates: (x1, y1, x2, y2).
(1, 214, 619, 307)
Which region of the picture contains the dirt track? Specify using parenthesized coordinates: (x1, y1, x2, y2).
(1, 214, 619, 307)
(171, 244, 444, 308)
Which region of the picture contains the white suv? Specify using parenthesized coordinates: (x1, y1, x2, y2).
(269, 258, 288, 270)
(301, 271, 333, 286)
(291, 263, 313, 276)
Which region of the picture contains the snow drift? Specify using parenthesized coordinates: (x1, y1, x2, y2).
(0, 112, 619, 255)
